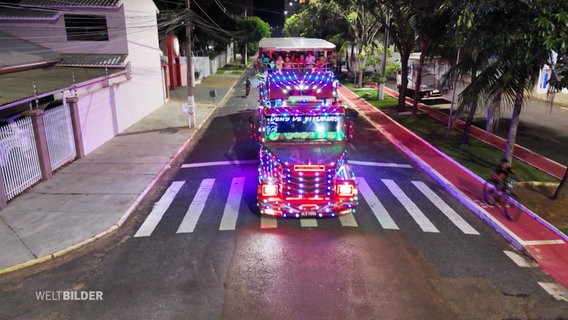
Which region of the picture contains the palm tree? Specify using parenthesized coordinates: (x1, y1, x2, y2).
(365, 0, 416, 110)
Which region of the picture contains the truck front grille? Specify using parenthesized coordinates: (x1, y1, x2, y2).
(283, 166, 334, 199)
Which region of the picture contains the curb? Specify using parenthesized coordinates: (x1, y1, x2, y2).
(0, 74, 242, 276)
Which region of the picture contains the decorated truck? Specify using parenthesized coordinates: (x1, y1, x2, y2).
(250, 38, 357, 218)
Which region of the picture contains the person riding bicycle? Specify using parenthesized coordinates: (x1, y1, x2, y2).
(491, 158, 522, 193)
(244, 77, 252, 98)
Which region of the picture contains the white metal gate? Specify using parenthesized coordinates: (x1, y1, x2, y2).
(44, 105, 77, 171)
(0, 117, 42, 200)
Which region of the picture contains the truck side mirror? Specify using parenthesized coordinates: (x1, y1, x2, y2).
(347, 120, 355, 141)
(249, 116, 261, 141)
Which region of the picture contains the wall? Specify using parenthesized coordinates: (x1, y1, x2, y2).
(61, 0, 163, 155)
(0, 8, 128, 55)
(0, 1, 164, 155)
(175, 42, 235, 87)
(116, 0, 164, 130)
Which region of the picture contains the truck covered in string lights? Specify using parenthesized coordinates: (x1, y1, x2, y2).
(250, 38, 357, 218)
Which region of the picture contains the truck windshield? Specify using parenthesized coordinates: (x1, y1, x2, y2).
(264, 115, 345, 142)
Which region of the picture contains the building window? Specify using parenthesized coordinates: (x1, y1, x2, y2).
(64, 14, 109, 41)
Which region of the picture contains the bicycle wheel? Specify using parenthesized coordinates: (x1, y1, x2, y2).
(482, 182, 498, 205)
(503, 192, 522, 221)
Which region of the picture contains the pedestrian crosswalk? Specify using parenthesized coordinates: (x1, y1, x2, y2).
(133, 176, 480, 238)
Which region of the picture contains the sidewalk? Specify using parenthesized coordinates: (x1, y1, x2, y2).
(0, 72, 242, 274)
(338, 85, 568, 290)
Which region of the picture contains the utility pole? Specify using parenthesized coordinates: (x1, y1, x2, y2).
(184, 0, 195, 128)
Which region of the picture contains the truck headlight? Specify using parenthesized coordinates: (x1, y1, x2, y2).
(261, 184, 279, 196)
(337, 184, 356, 197)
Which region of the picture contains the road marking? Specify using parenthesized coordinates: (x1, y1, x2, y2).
(350, 160, 413, 168)
(219, 177, 245, 231)
(181, 160, 257, 168)
(538, 282, 568, 301)
(503, 250, 537, 267)
(357, 177, 399, 230)
(412, 181, 479, 235)
(260, 216, 277, 229)
(339, 213, 358, 227)
(134, 181, 185, 237)
(301, 219, 318, 228)
(382, 179, 439, 233)
(521, 240, 566, 246)
(177, 179, 215, 233)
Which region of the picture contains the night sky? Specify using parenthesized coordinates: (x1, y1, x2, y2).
(0, 0, 286, 35)
(253, 0, 284, 33)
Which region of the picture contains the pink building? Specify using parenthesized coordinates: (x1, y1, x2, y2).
(0, 0, 165, 154)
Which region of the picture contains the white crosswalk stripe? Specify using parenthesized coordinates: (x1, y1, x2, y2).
(412, 181, 480, 235)
(382, 179, 439, 233)
(219, 177, 245, 231)
(177, 179, 215, 233)
(134, 176, 482, 236)
(339, 213, 358, 227)
(260, 216, 277, 229)
(134, 181, 185, 238)
(357, 177, 399, 230)
(301, 219, 318, 228)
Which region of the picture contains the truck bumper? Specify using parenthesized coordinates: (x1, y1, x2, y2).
(257, 198, 358, 218)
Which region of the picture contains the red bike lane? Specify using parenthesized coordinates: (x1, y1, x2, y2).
(338, 85, 568, 289)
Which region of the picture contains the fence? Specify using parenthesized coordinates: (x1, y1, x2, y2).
(0, 70, 132, 208)
(0, 117, 42, 200)
(0, 104, 77, 201)
(44, 104, 76, 171)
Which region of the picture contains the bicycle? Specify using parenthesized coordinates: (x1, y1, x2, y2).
(482, 179, 522, 221)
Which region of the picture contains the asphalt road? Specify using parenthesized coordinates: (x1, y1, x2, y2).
(0, 83, 566, 319)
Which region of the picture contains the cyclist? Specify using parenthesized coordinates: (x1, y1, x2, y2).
(491, 158, 523, 194)
(244, 77, 252, 98)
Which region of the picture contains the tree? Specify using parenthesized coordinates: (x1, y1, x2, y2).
(531, 0, 568, 199)
(408, 0, 449, 115)
(283, 0, 348, 41)
(443, 1, 499, 144)
(452, 1, 552, 173)
(365, 0, 417, 110)
(334, 0, 382, 88)
(283, 0, 382, 88)
(237, 16, 271, 63)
